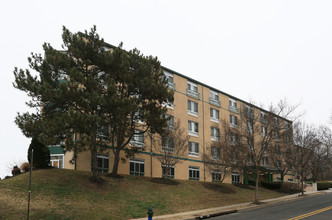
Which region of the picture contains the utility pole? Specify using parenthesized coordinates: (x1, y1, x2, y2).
(27, 149, 33, 220)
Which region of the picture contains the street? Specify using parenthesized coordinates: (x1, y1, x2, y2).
(213, 193, 332, 220)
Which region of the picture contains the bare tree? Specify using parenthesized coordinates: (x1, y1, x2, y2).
(153, 118, 190, 179)
(310, 126, 332, 182)
(292, 121, 318, 195)
(203, 121, 244, 183)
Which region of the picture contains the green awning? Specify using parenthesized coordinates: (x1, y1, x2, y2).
(48, 145, 64, 154)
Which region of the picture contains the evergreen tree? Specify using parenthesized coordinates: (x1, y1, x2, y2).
(13, 26, 173, 180)
(28, 137, 50, 168)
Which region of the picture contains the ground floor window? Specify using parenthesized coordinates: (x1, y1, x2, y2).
(130, 159, 145, 176)
(97, 155, 109, 173)
(189, 166, 200, 180)
(162, 165, 174, 178)
(231, 173, 239, 184)
(212, 171, 221, 182)
(50, 154, 64, 168)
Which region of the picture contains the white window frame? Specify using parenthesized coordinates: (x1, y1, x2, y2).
(189, 166, 200, 180)
(212, 171, 221, 182)
(211, 127, 220, 141)
(231, 173, 240, 184)
(163, 71, 175, 89)
(211, 146, 220, 160)
(188, 100, 198, 117)
(50, 154, 64, 168)
(229, 98, 238, 113)
(162, 164, 175, 178)
(188, 141, 199, 157)
(97, 154, 109, 173)
(230, 114, 238, 128)
(130, 130, 145, 147)
(210, 108, 219, 123)
(209, 90, 220, 106)
(261, 126, 267, 137)
(188, 121, 199, 136)
(261, 111, 267, 123)
(187, 81, 199, 99)
(166, 114, 174, 130)
(230, 133, 237, 145)
(248, 157, 254, 166)
(130, 159, 145, 176)
(162, 101, 174, 109)
(162, 136, 174, 152)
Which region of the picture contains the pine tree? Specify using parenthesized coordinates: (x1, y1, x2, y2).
(28, 137, 50, 169)
(13, 26, 173, 180)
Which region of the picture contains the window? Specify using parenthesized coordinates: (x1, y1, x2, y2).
(188, 100, 198, 116)
(188, 121, 199, 136)
(166, 114, 174, 130)
(130, 130, 145, 147)
(97, 154, 109, 173)
(209, 90, 220, 106)
(162, 101, 174, 109)
(132, 112, 144, 124)
(162, 165, 175, 178)
(261, 126, 266, 137)
(211, 127, 220, 141)
(211, 146, 220, 160)
(247, 138, 254, 150)
(232, 151, 238, 164)
(163, 71, 175, 89)
(260, 112, 267, 123)
(275, 145, 281, 154)
(212, 171, 221, 182)
(162, 137, 174, 152)
(230, 115, 238, 128)
(188, 142, 199, 156)
(230, 133, 237, 145)
(231, 173, 239, 184)
(274, 117, 279, 127)
(276, 160, 281, 168)
(247, 122, 253, 133)
(285, 121, 290, 130)
(96, 123, 108, 140)
(189, 166, 200, 180)
(263, 157, 268, 167)
(287, 162, 292, 170)
(50, 154, 64, 168)
(187, 81, 199, 99)
(248, 157, 254, 166)
(210, 108, 219, 123)
(229, 98, 238, 113)
(274, 131, 279, 140)
(262, 143, 268, 153)
(246, 105, 254, 118)
(130, 159, 145, 176)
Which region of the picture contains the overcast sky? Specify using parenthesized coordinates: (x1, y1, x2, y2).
(1, 0, 332, 178)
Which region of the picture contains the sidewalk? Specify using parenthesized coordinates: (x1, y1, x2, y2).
(133, 189, 332, 220)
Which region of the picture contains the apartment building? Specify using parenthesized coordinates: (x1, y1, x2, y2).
(49, 65, 295, 184)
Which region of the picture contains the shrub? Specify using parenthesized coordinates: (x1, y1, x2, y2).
(27, 137, 50, 168)
(261, 181, 281, 190)
(317, 181, 330, 190)
(20, 162, 30, 172)
(4, 175, 12, 180)
(11, 166, 21, 176)
(247, 180, 256, 186)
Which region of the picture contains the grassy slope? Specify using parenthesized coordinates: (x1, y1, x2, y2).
(0, 169, 287, 219)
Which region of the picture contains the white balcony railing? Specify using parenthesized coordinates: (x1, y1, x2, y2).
(186, 89, 200, 99)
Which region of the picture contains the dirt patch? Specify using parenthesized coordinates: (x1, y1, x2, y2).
(151, 178, 180, 185)
(202, 182, 236, 194)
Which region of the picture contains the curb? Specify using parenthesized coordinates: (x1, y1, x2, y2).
(182, 209, 238, 220)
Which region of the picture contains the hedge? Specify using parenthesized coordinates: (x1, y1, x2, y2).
(317, 181, 331, 190)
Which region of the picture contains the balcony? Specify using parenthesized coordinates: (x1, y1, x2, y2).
(209, 97, 221, 107)
(186, 89, 200, 100)
(167, 82, 176, 90)
(229, 105, 238, 113)
(130, 140, 144, 148)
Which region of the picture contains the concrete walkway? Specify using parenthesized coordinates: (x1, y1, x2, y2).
(133, 189, 332, 220)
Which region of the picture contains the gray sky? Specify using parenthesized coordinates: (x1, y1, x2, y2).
(1, 0, 332, 178)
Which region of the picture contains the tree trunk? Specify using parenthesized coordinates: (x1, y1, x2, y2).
(91, 147, 100, 180)
(254, 168, 259, 203)
(111, 148, 121, 175)
(301, 178, 305, 195)
(280, 173, 284, 183)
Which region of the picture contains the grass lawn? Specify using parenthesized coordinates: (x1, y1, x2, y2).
(0, 169, 288, 219)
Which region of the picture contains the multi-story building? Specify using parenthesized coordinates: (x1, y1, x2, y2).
(49, 50, 295, 184)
